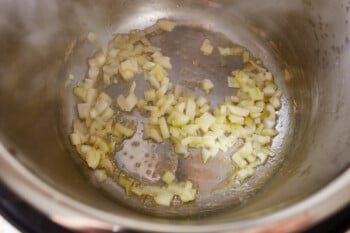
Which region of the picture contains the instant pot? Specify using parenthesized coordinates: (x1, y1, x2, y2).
(0, 0, 349, 232)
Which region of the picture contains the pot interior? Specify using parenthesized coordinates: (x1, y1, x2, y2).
(0, 0, 349, 230)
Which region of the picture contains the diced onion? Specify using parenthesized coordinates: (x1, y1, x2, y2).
(237, 167, 255, 181)
(159, 117, 170, 139)
(195, 112, 216, 132)
(119, 59, 138, 80)
(117, 93, 138, 112)
(70, 133, 81, 145)
(114, 123, 135, 137)
(86, 149, 101, 169)
(200, 79, 214, 94)
(162, 171, 175, 184)
(94, 169, 107, 182)
(200, 39, 214, 55)
(77, 103, 90, 119)
(87, 32, 97, 43)
(154, 192, 174, 206)
(69, 18, 282, 206)
(157, 19, 176, 32)
(217, 47, 231, 56)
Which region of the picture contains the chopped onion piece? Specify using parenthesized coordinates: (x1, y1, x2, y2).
(154, 192, 174, 206)
(70, 133, 81, 145)
(200, 79, 214, 94)
(94, 100, 109, 115)
(101, 107, 114, 121)
(87, 32, 97, 43)
(159, 117, 170, 139)
(149, 128, 163, 143)
(129, 81, 137, 94)
(227, 76, 239, 88)
(73, 87, 87, 101)
(230, 46, 244, 55)
(167, 183, 184, 194)
(174, 85, 182, 98)
(142, 185, 162, 195)
(159, 95, 175, 115)
(148, 75, 161, 89)
(248, 87, 264, 101)
(157, 19, 176, 32)
(180, 189, 196, 202)
(261, 128, 277, 136)
(284, 69, 292, 81)
(195, 112, 216, 132)
(218, 47, 233, 56)
(242, 51, 250, 63)
(182, 124, 199, 136)
(100, 158, 114, 175)
(263, 85, 276, 96)
(168, 112, 190, 127)
(232, 153, 248, 168)
(144, 89, 156, 102)
(255, 151, 268, 164)
(200, 39, 214, 55)
(143, 61, 156, 71)
(119, 59, 138, 80)
(117, 93, 137, 112)
(88, 66, 100, 80)
(162, 171, 175, 184)
(228, 105, 250, 117)
(154, 56, 172, 70)
(86, 149, 101, 169)
(94, 169, 107, 182)
(181, 136, 202, 147)
(270, 97, 281, 109)
(131, 185, 144, 196)
(185, 98, 196, 120)
(174, 102, 186, 113)
(196, 96, 208, 107)
(201, 148, 211, 163)
(86, 89, 98, 105)
(77, 103, 90, 119)
(237, 167, 255, 182)
(118, 176, 133, 194)
(114, 123, 135, 137)
(137, 99, 147, 109)
(228, 115, 244, 124)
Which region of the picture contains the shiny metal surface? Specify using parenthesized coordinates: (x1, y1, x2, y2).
(0, 0, 349, 232)
(59, 23, 290, 216)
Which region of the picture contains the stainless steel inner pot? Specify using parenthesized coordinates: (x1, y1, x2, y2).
(0, 0, 349, 232)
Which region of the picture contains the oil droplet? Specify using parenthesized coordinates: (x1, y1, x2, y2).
(131, 141, 140, 147)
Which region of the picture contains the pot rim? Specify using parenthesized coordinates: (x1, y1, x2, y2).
(0, 142, 349, 233)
